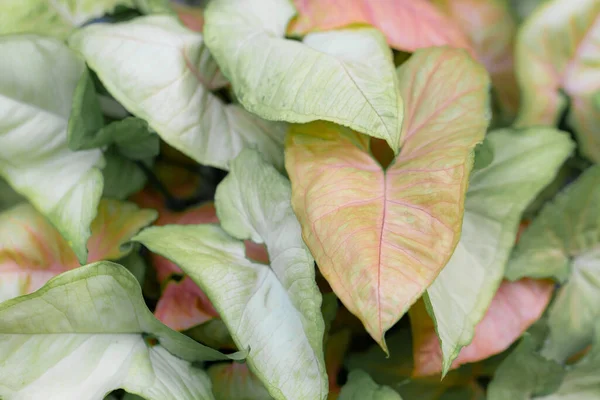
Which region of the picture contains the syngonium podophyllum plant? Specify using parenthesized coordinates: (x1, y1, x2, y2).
(1, 0, 600, 399)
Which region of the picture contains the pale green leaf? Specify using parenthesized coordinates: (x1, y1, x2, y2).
(0, 35, 104, 263)
(543, 249, 600, 362)
(0, 262, 234, 400)
(425, 128, 573, 375)
(338, 370, 402, 400)
(507, 165, 600, 361)
(0, 0, 136, 39)
(69, 15, 286, 170)
(488, 335, 565, 400)
(537, 327, 600, 400)
(208, 363, 272, 400)
(507, 165, 600, 282)
(134, 150, 327, 400)
(203, 0, 403, 151)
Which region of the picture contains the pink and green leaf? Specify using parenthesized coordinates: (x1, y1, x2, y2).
(515, 0, 600, 162)
(0, 200, 156, 302)
(433, 0, 519, 119)
(285, 47, 490, 351)
(288, 0, 473, 54)
(411, 279, 554, 376)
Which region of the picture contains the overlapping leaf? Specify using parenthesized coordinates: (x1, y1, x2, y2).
(0, 200, 156, 303)
(69, 15, 286, 170)
(0, 36, 104, 263)
(0, 0, 168, 39)
(204, 0, 404, 151)
(0, 262, 231, 400)
(287, 0, 471, 54)
(413, 128, 573, 375)
(285, 47, 489, 350)
(507, 165, 600, 362)
(515, 0, 600, 162)
(134, 149, 328, 400)
(434, 0, 519, 120)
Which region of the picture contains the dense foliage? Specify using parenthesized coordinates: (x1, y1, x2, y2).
(1, 0, 599, 399)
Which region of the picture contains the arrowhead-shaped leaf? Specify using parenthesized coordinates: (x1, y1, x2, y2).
(203, 0, 404, 151)
(0, 36, 104, 263)
(134, 149, 328, 400)
(338, 370, 402, 400)
(285, 47, 490, 350)
(515, 0, 600, 162)
(0, 200, 156, 303)
(69, 15, 286, 170)
(507, 165, 600, 362)
(416, 128, 573, 375)
(288, 0, 471, 54)
(0, 262, 232, 400)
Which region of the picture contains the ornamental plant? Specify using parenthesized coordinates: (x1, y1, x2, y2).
(1, 0, 600, 399)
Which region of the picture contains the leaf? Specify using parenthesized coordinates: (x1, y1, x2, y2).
(102, 149, 148, 200)
(514, 0, 600, 162)
(487, 334, 565, 400)
(208, 363, 272, 400)
(118, 250, 147, 286)
(69, 15, 286, 171)
(325, 329, 351, 396)
(67, 67, 105, 151)
(285, 47, 490, 350)
(0, 36, 104, 263)
(507, 165, 600, 361)
(288, 0, 472, 54)
(536, 326, 600, 399)
(0, 179, 24, 212)
(204, 0, 404, 151)
(134, 149, 328, 400)
(0, 0, 137, 39)
(155, 277, 219, 331)
(338, 370, 402, 400)
(433, 0, 519, 120)
(412, 279, 554, 377)
(417, 127, 573, 375)
(0, 199, 156, 303)
(0, 262, 230, 400)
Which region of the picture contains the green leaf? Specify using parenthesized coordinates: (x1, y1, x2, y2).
(0, 262, 234, 400)
(67, 67, 105, 151)
(203, 0, 404, 152)
(338, 370, 402, 400)
(0, 35, 104, 263)
(424, 128, 573, 375)
(134, 149, 328, 400)
(69, 15, 287, 171)
(507, 165, 600, 282)
(109, 118, 160, 160)
(514, 0, 600, 162)
(536, 327, 600, 399)
(488, 334, 565, 400)
(507, 165, 600, 362)
(118, 250, 147, 286)
(208, 363, 272, 400)
(0, 179, 24, 212)
(102, 149, 148, 200)
(472, 139, 494, 171)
